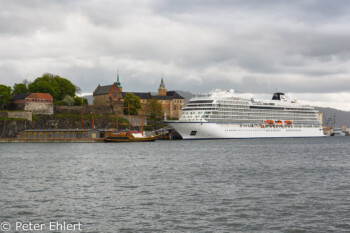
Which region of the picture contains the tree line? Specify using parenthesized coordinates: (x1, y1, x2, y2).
(0, 73, 87, 106)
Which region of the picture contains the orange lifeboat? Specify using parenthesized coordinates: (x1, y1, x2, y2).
(264, 120, 274, 124)
(276, 120, 283, 124)
(284, 120, 293, 125)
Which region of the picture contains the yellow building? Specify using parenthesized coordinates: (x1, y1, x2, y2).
(122, 78, 185, 119)
(317, 112, 323, 125)
(152, 78, 185, 119)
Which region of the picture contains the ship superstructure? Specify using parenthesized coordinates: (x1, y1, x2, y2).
(166, 89, 324, 139)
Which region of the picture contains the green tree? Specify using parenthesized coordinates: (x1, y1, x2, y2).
(28, 73, 76, 101)
(73, 96, 88, 106)
(123, 93, 141, 115)
(0, 85, 12, 105)
(28, 74, 60, 100)
(63, 95, 74, 106)
(148, 98, 163, 119)
(12, 83, 28, 95)
(55, 76, 76, 100)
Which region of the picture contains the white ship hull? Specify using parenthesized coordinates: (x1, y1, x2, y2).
(167, 122, 325, 139)
(168, 89, 325, 139)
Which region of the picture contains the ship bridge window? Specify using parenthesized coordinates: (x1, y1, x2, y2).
(250, 106, 284, 110)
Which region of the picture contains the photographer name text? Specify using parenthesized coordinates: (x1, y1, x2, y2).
(1, 221, 82, 232)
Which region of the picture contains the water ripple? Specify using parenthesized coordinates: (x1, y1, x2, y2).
(0, 137, 349, 232)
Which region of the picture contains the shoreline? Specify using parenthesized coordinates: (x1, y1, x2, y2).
(0, 138, 103, 143)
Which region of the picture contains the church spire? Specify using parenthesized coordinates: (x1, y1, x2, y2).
(116, 69, 122, 88)
(158, 77, 167, 96)
(160, 77, 165, 88)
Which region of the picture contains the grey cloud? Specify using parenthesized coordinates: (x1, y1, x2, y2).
(1, 0, 350, 97)
(153, 0, 350, 21)
(0, 1, 69, 35)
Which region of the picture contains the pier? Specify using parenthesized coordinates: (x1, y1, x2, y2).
(0, 138, 102, 143)
(0, 127, 180, 143)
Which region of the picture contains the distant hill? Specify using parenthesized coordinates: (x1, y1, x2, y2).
(174, 90, 195, 103)
(315, 107, 350, 127)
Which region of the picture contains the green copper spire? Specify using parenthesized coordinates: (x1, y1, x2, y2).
(116, 70, 122, 88)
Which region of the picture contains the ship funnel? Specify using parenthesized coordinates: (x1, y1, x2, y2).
(272, 92, 286, 100)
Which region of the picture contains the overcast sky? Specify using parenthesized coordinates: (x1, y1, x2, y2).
(1, 0, 350, 110)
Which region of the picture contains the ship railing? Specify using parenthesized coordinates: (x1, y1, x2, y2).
(190, 94, 213, 100)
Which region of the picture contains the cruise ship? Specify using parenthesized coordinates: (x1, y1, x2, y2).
(166, 89, 325, 139)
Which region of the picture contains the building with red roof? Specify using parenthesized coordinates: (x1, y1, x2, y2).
(12, 93, 54, 115)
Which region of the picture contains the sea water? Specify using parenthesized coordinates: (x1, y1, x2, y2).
(0, 137, 349, 232)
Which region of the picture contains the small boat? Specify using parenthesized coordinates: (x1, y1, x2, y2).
(104, 131, 155, 142)
(284, 120, 293, 124)
(264, 120, 274, 124)
(276, 120, 283, 124)
(331, 128, 345, 136)
(104, 131, 165, 142)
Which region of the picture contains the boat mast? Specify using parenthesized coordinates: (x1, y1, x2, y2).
(141, 110, 144, 136)
(92, 99, 95, 129)
(116, 109, 118, 132)
(81, 104, 84, 129)
(128, 104, 131, 131)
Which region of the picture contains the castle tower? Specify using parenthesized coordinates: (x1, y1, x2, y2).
(116, 70, 122, 91)
(158, 78, 167, 96)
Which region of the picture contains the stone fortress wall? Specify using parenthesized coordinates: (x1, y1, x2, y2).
(0, 111, 32, 121)
(25, 102, 53, 115)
